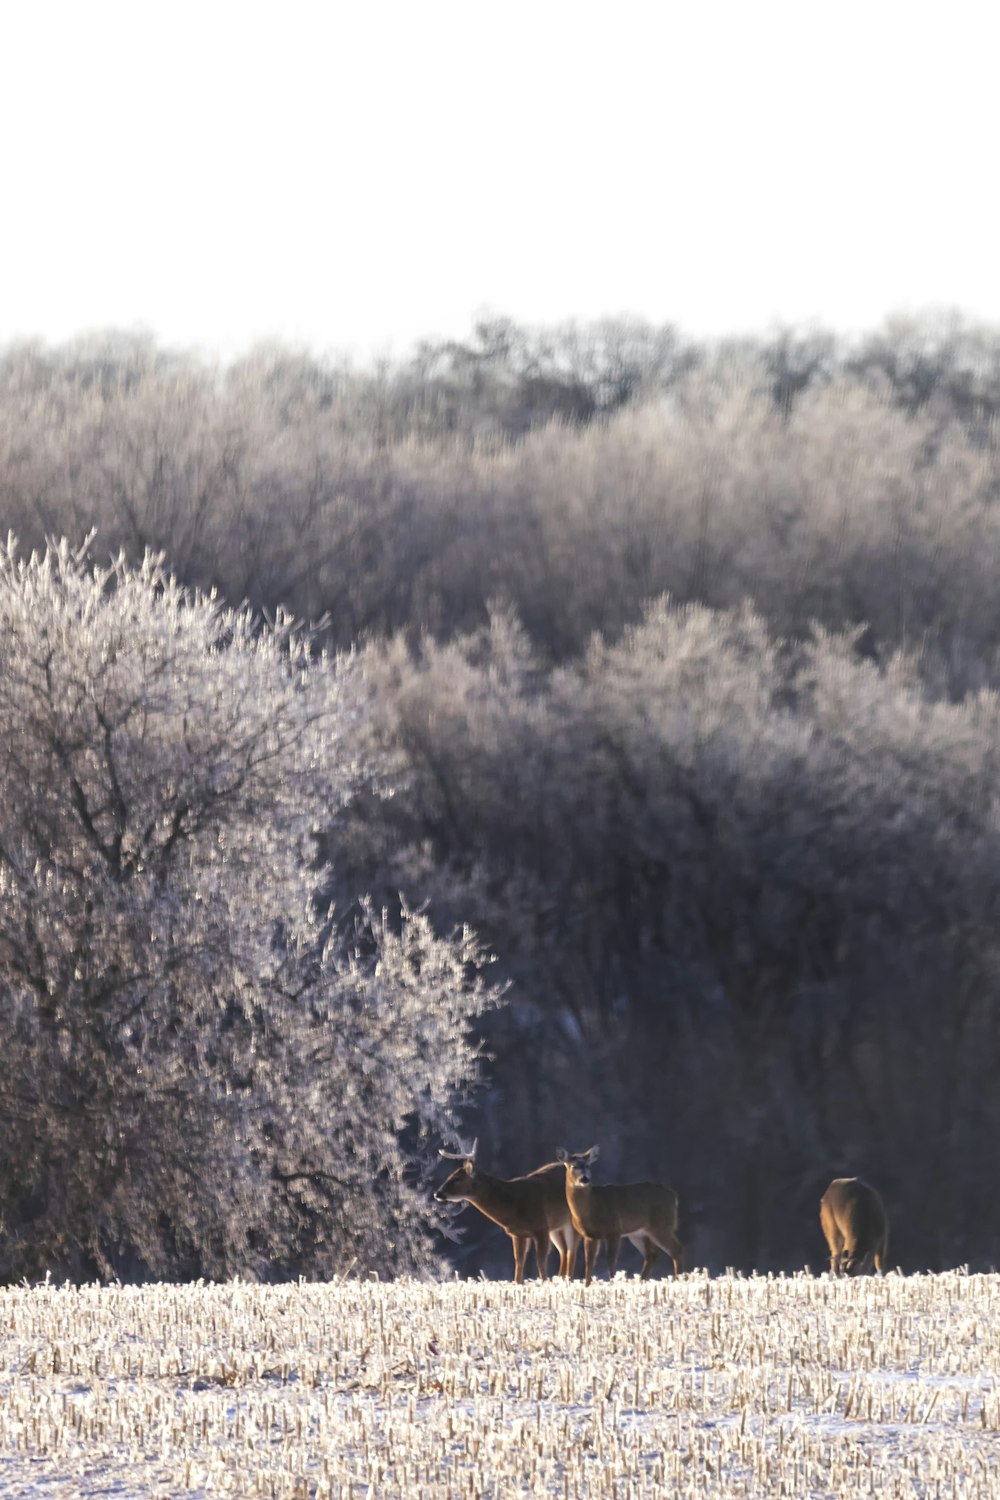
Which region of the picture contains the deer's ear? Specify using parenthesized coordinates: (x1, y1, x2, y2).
(556, 1148, 568, 1162)
(463, 1159, 475, 1175)
(586, 1145, 600, 1162)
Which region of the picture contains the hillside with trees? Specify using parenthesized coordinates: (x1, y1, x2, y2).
(1, 312, 1000, 1276)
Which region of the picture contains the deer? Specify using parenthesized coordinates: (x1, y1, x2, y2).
(557, 1145, 684, 1286)
(434, 1139, 580, 1283)
(819, 1177, 889, 1275)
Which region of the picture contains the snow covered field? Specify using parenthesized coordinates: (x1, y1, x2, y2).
(0, 1270, 998, 1497)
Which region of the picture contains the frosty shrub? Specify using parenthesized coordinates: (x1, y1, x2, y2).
(0, 538, 497, 1281)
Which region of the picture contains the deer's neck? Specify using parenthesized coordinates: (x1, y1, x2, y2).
(565, 1175, 594, 1228)
(467, 1170, 513, 1210)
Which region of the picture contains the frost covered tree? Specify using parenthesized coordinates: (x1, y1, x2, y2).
(0, 538, 496, 1281)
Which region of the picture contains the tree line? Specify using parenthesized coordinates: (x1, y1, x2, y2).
(2, 313, 999, 692)
(1, 314, 1000, 1277)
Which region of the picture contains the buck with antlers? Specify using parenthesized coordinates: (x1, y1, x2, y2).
(820, 1177, 889, 1275)
(434, 1139, 580, 1283)
(557, 1145, 684, 1285)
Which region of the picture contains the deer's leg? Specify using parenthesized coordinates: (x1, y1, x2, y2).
(553, 1229, 577, 1278)
(533, 1234, 551, 1279)
(824, 1222, 845, 1275)
(512, 1235, 529, 1284)
(820, 1203, 844, 1275)
(661, 1230, 684, 1276)
(583, 1236, 601, 1286)
(605, 1234, 622, 1279)
(640, 1238, 660, 1280)
(564, 1231, 580, 1280)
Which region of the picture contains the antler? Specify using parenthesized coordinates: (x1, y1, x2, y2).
(438, 1136, 478, 1163)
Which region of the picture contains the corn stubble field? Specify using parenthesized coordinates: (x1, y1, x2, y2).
(1, 1273, 999, 1498)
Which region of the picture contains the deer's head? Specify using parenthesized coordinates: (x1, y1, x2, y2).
(557, 1145, 600, 1188)
(434, 1138, 480, 1202)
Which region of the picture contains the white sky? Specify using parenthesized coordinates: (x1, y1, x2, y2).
(3, 0, 998, 362)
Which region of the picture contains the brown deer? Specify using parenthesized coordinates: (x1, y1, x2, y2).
(434, 1140, 580, 1283)
(820, 1177, 889, 1275)
(557, 1145, 684, 1285)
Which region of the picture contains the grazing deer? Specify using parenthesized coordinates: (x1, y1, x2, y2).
(434, 1140, 580, 1283)
(557, 1145, 684, 1285)
(820, 1177, 889, 1275)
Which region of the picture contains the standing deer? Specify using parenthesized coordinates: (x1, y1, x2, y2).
(820, 1177, 889, 1275)
(557, 1145, 684, 1286)
(434, 1140, 580, 1283)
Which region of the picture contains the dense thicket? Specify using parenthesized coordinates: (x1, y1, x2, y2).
(3, 314, 1000, 1276)
(338, 606, 1000, 1271)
